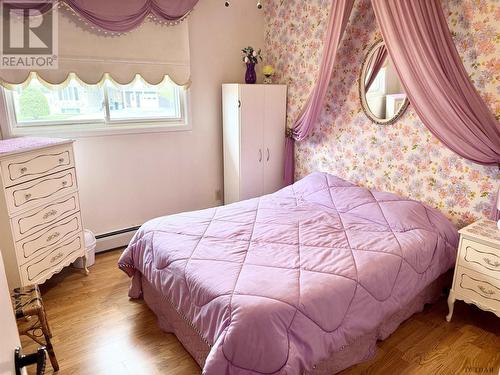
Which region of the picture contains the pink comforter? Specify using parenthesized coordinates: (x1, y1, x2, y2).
(118, 172, 458, 374)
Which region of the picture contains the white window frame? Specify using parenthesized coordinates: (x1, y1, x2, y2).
(0, 82, 191, 138)
(366, 66, 387, 96)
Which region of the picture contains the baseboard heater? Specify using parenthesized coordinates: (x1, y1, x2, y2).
(95, 226, 140, 253)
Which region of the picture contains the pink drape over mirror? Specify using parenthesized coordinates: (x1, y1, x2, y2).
(372, 0, 500, 165)
(364, 45, 388, 91)
(284, 0, 355, 185)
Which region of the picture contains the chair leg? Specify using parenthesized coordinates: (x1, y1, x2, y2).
(39, 312, 59, 371)
(43, 331, 59, 372)
(40, 304, 53, 338)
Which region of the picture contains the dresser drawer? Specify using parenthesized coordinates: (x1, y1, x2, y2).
(5, 169, 77, 215)
(1, 144, 74, 187)
(20, 234, 84, 285)
(454, 266, 500, 314)
(11, 193, 80, 241)
(459, 238, 500, 280)
(16, 213, 82, 263)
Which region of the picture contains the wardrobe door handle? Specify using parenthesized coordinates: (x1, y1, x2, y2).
(266, 148, 270, 161)
(258, 149, 262, 162)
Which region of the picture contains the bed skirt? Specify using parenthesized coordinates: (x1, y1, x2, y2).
(141, 271, 452, 374)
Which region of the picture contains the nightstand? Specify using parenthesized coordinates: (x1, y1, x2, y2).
(446, 219, 500, 321)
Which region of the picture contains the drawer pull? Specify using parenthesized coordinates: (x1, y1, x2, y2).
(46, 232, 60, 242)
(20, 167, 27, 174)
(62, 181, 68, 187)
(483, 257, 500, 268)
(42, 209, 58, 220)
(478, 285, 495, 295)
(50, 252, 64, 264)
(58, 157, 65, 164)
(24, 193, 32, 201)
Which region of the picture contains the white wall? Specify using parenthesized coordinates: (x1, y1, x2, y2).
(72, 0, 265, 235)
(0, 252, 22, 375)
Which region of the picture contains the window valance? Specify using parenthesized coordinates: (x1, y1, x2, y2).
(0, 6, 191, 87)
(9, 0, 199, 32)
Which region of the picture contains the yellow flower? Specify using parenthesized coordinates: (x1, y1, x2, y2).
(262, 65, 275, 76)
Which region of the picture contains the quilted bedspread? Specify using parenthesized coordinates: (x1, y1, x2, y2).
(118, 172, 458, 374)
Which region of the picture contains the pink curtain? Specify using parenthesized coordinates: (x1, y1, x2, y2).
(372, 0, 500, 165)
(364, 45, 388, 91)
(284, 0, 355, 185)
(493, 188, 500, 222)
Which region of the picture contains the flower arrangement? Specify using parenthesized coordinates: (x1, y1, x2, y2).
(242, 46, 262, 65)
(241, 46, 262, 84)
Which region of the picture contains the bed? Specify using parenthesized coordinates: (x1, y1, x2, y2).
(118, 172, 458, 374)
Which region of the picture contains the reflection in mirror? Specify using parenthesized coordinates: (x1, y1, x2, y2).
(359, 40, 409, 125)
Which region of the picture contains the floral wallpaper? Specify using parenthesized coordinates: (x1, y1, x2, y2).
(264, 0, 499, 227)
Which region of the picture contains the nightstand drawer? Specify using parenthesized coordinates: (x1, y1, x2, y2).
(20, 234, 84, 285)
(11, 192, 80, 241)
(1, 144, 74, 187)
(5, 169, 77, 215)
(455, 266, 500, 314)
(459, 238, 500, 280)
(15, 213, 82, 264)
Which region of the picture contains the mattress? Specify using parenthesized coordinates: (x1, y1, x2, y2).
(119, 172, 458, 375)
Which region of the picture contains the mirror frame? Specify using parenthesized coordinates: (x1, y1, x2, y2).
(359, 39, 409, 125)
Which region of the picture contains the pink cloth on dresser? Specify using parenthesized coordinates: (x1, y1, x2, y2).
(119, 172, 458, 375)
(0, 137, 68, 155)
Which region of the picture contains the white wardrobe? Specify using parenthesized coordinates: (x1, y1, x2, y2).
(222, 84, 287, 204)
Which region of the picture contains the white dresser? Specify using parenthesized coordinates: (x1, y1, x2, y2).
(0, 137, 87, 289)
(446, 219, 500, 321)
(222, 84, 287, 204)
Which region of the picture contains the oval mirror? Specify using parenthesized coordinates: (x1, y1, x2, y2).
(359, 40, 409, 125)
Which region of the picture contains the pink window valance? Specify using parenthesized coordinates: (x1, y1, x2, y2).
(9, 0, 199, 32)
(0, 0, 193, 87)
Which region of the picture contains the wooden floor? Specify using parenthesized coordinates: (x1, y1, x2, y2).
(21, 250, 499, 375)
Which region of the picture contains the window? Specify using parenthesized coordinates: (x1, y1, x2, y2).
(366, 67, 386, 95)
(106, 79, 182, 121)
(1, 74, 188, 136)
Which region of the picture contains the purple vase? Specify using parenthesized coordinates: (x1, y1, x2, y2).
(245, 62, 257, 84)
